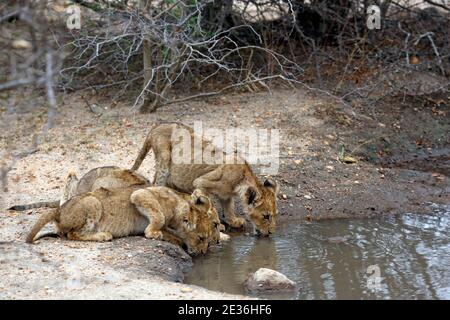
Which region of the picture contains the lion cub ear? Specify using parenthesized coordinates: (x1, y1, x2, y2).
(191, 189, 211, 210)
(180, 204, 196, 231)
(245, 186, 261, 207)
(264, 178, 279, 195)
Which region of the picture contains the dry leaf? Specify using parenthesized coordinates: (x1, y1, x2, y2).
(340, 155, 357, 164)
(12, 39, 32, 50)
(410, 55, 419, 65)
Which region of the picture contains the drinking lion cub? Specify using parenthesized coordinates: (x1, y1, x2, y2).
(131, 122, 280, 236)
(26, 186, 216, 255)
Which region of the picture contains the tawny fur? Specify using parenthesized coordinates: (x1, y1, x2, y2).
(130, 187, 215, 254)
(10, 166, 150, 211)
(26, 186, 215, 255)
(131, 122, 280, 236)
(176, 189, 225, 245)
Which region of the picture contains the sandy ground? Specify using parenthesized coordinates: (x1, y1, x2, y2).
(0, 239, 246, 299)
(0, 87, 449, 299)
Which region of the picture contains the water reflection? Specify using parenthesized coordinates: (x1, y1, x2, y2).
(185, 204, 450, 299)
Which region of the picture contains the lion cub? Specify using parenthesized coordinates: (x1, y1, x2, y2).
(26, 186, 215, 255)
(9, 166, 150, 211)
(131, 122, 279, 236)
(130, 187, 217, 254)
(176, 190, 227, 245)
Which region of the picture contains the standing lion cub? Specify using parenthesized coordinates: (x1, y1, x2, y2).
(26, 186, 216, 255)
(131, 122, 280, 236)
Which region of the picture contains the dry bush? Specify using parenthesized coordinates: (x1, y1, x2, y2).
(1, 0, 449, 189)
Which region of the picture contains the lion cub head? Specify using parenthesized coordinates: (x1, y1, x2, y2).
(244, 178, 279, 237)
(179, 189, 217, 255)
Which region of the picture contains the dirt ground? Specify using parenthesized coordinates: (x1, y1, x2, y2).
(0, 87, 449, 299)
(0, 238, 248, 299)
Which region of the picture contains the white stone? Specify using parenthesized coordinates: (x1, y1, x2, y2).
(244, 268, 295, 292)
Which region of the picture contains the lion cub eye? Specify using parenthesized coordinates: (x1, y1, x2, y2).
(263, 214, 270, 220)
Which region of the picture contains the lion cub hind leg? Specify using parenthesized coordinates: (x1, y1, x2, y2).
(153, 144, 171, 186)
(68, 231, 113, 242)
(192, 169, 224, 193)
(60, 196, 111, 242)
(130, 190, 166, 240)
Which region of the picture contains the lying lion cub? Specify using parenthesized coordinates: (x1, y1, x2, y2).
(26, 186, 216, 255)
(131, 122, 279, 236)
(10, 166, 150, 211)
(16, 166, 226, 246)
(130, 187, 218, 253)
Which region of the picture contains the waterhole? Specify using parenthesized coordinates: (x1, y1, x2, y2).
(185, 204, 450, 299)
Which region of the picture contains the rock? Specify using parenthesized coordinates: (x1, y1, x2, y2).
(89, 104, 104, 115)
(180, 287, 193, 293)
(244, 268, 295, 292)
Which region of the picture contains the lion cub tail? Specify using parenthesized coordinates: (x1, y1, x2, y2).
(26, 208, 60, 244)
(9, 200, 59, 211)
(131, 135, 153, 171)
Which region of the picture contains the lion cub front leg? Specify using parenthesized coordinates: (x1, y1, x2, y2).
(219, 198, 246, 229)
(161, 230, 184, 247)
(193, 171, 246, 229)
(144, 209, 165, 240)
(140, 207, 165, 240)
(131, 190, 165, 240)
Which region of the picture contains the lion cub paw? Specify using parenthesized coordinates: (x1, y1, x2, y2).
(219, 232, 231, 242)
(226, 217, 246, 229)
(145, 230, 163, 240)
(94, 232, 113, 242)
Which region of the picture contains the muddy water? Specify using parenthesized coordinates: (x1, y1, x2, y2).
(185, 204, 450, 299)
